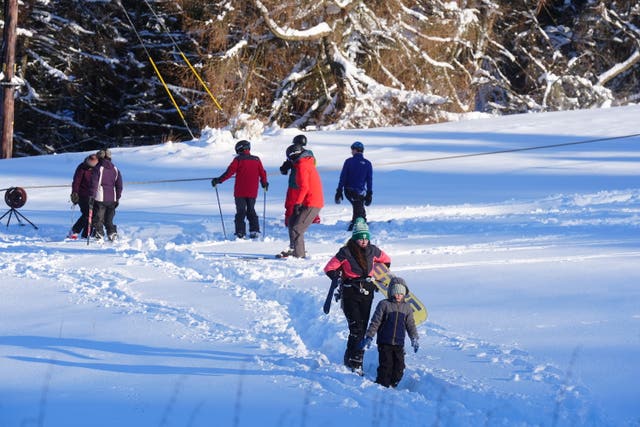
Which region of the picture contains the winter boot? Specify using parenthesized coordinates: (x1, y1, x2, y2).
(276, 248, 294, 258)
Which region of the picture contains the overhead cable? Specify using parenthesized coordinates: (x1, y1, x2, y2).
(141, 0, 224, 112)
(3, 132, 638, 192)
(116, 0, 196, 140)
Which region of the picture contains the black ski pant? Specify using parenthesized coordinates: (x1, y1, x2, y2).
(234, 197, 259, 237)
(376, 344, 405, 388)
(93, 201, 117, 237)
(341, 285, 375, 369)
(72, 197, 92, 237)
(345, 189, 366, 225)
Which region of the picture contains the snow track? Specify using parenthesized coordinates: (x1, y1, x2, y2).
(2, 108, 639, 426)
(4, 188, 635, 425)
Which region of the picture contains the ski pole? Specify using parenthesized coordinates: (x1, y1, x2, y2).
(86, 201, 93, 246)
(262, 187, 266, 239)
(70, 203, 76, 232)
(214, 185, 227, 240)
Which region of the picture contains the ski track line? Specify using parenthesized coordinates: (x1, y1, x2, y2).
(0, 233, 607, 423)
(158, 243, 599, 424)
(392, 250, 640, 272)
(1, 245, 250, 344)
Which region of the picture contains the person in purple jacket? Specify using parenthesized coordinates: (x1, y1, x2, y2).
(89, 149, 123, 241)
(69, 153, 99, 239)
(334, 141, 373, 230)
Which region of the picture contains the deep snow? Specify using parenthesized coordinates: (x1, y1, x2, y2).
(1, 106, 639, 427)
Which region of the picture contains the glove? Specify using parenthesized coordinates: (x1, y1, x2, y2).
(334, 189, 343, 204)
(262, 182, 269, 191)
(88, 197, 94, 208)
(360, 337, 373, 351)
(364, 190, 372, 206)
(70, 192, 79, 205)
(293, 204, 303, 215)
(326, 270, 340, 280)
(411, 338, 419, 353)
(114, 201, 119, 209)
(280, 160, 292, 175)
(211, 177, 220, 187)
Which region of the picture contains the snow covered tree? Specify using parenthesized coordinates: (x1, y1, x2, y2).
(477, 0, 640, 112)
(2, 0, 638, 156)
(8, 0, 197, 155)
(180, 0, 639, 132)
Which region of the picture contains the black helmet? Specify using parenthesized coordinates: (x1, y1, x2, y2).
(286, 144, 305, 160)
(292, 134, 307, 146)
(235, 140, 251, 154)
(351, 141, 364, 152)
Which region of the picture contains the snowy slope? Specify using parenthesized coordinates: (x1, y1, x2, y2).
(1, 106, 639, 427)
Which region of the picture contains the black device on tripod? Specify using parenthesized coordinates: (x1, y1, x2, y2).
(1, 187, 38, 229)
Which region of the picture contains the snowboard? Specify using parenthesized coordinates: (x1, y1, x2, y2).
(322, 277, 340, 314)
(371, 263, 428, 325)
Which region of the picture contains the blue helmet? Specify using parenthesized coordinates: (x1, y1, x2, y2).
(351, 141, 364, 152)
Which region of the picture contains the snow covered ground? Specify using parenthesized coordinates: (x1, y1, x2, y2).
(1, 106, 639, 426)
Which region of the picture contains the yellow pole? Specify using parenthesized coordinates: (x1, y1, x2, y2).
(180, 52, 223, 111)
(148, 55, 186, 121)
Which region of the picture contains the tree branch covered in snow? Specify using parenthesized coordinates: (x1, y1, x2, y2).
(251, 0, 331, 41)
(5, 0, 640, 155)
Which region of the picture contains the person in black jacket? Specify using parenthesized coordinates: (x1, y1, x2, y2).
(361, 276, 419, 387)
(279, 134, 308, 175)
(323, 218, 391, 374)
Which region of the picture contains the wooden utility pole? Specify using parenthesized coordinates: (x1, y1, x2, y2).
(1, 0, 18, 159)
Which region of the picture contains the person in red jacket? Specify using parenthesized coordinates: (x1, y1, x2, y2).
(323, 218, 392, 374)
(212, 140, 268, 239)
(69, 153, 98, 239)
(278, 144, 324, 258)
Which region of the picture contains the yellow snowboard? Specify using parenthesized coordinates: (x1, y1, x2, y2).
(372, 263, 428, 325)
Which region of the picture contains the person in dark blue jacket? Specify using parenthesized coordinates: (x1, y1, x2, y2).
(334, 141, 373, 230)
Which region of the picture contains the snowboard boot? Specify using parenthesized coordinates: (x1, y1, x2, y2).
(276, 248, 294, 258)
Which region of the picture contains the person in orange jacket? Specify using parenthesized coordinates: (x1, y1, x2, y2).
(278, 144, 324, 258)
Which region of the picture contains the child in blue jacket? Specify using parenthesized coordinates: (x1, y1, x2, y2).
(361, 276, 419, 387)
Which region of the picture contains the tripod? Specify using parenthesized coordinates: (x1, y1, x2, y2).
(0, 207, 38, 229)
